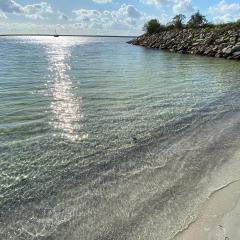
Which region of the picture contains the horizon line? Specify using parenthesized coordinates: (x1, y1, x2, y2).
(0, 34, 137, 38)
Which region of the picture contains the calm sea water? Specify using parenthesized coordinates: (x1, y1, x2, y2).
(1, 36, 240, 240)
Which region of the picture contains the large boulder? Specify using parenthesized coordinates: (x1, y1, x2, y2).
(233, 51, 240, 57)
(222, 47, 233, 55)
(231, 45, 240, 53)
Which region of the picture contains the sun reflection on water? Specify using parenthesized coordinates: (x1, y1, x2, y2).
(45, 38, 88, 142)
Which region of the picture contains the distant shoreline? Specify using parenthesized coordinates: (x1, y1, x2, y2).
(0, 34, 136, 38)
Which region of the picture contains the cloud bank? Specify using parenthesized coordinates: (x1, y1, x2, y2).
(1, 0, 240, 34)
(0, 0, 52, 19)
(209, 0, 240, 23)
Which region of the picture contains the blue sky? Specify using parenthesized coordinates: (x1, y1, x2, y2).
(0, 0, 240, 35)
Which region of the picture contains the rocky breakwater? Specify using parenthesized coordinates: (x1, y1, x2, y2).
(128, 28, 240, 60)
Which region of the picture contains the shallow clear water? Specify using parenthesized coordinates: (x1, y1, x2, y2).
(0, 36, 240, 240)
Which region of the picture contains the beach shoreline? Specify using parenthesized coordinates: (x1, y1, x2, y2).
(175, 149, 240, 240)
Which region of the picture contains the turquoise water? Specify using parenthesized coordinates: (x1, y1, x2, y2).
(1, 36, 240, 240)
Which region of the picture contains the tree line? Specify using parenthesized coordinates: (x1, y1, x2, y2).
(144, 11, 240, 34)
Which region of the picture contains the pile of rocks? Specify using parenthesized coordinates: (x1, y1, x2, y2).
(127, 28, 240, 60)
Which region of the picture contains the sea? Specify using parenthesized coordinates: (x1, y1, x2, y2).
(1, 36, 240, 240)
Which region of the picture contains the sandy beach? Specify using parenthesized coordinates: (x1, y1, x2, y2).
(176, 149, 240, 240)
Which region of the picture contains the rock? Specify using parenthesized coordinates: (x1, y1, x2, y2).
(233, 51, 240, 57)
(127, 28, 240, 60)
(222, 47, 232, 55)
(231, 45, 240, 52)
(192, 42, 199, 46)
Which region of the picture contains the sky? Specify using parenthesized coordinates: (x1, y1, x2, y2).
(0, 0, 240, 35)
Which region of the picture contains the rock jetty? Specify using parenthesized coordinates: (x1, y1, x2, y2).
(128, 28, 240, 60)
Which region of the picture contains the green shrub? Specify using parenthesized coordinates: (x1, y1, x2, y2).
(170, 14, 186, 29)
(143, 19, 164, 34)
(142, 15, 240, 34)
(187, 11, 208, 28)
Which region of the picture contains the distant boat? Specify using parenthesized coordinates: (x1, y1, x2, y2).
(54, 29, 59, 38)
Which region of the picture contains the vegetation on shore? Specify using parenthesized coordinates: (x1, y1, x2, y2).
(129, 12, 240, 60)
(143, 11, 240, 34)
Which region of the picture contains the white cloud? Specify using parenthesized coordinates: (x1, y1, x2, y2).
(0, 0, 53, 19)
(73, 9, 101, 23)
(142, 0, 194, 15)
(92, 0, 112, 3)
(24, 2, 53, 19)
(209, 0, 240, 23)
(57, 11, 69, 21)
(0, 11, 7, 19)
(142, 0, 171, 6)
(173, 0, 194, 14)
(73, 4, 144, 31)
(113, 4, 142, 19)
(58, 11, 69, 21)
(0, 0, 24, 14)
